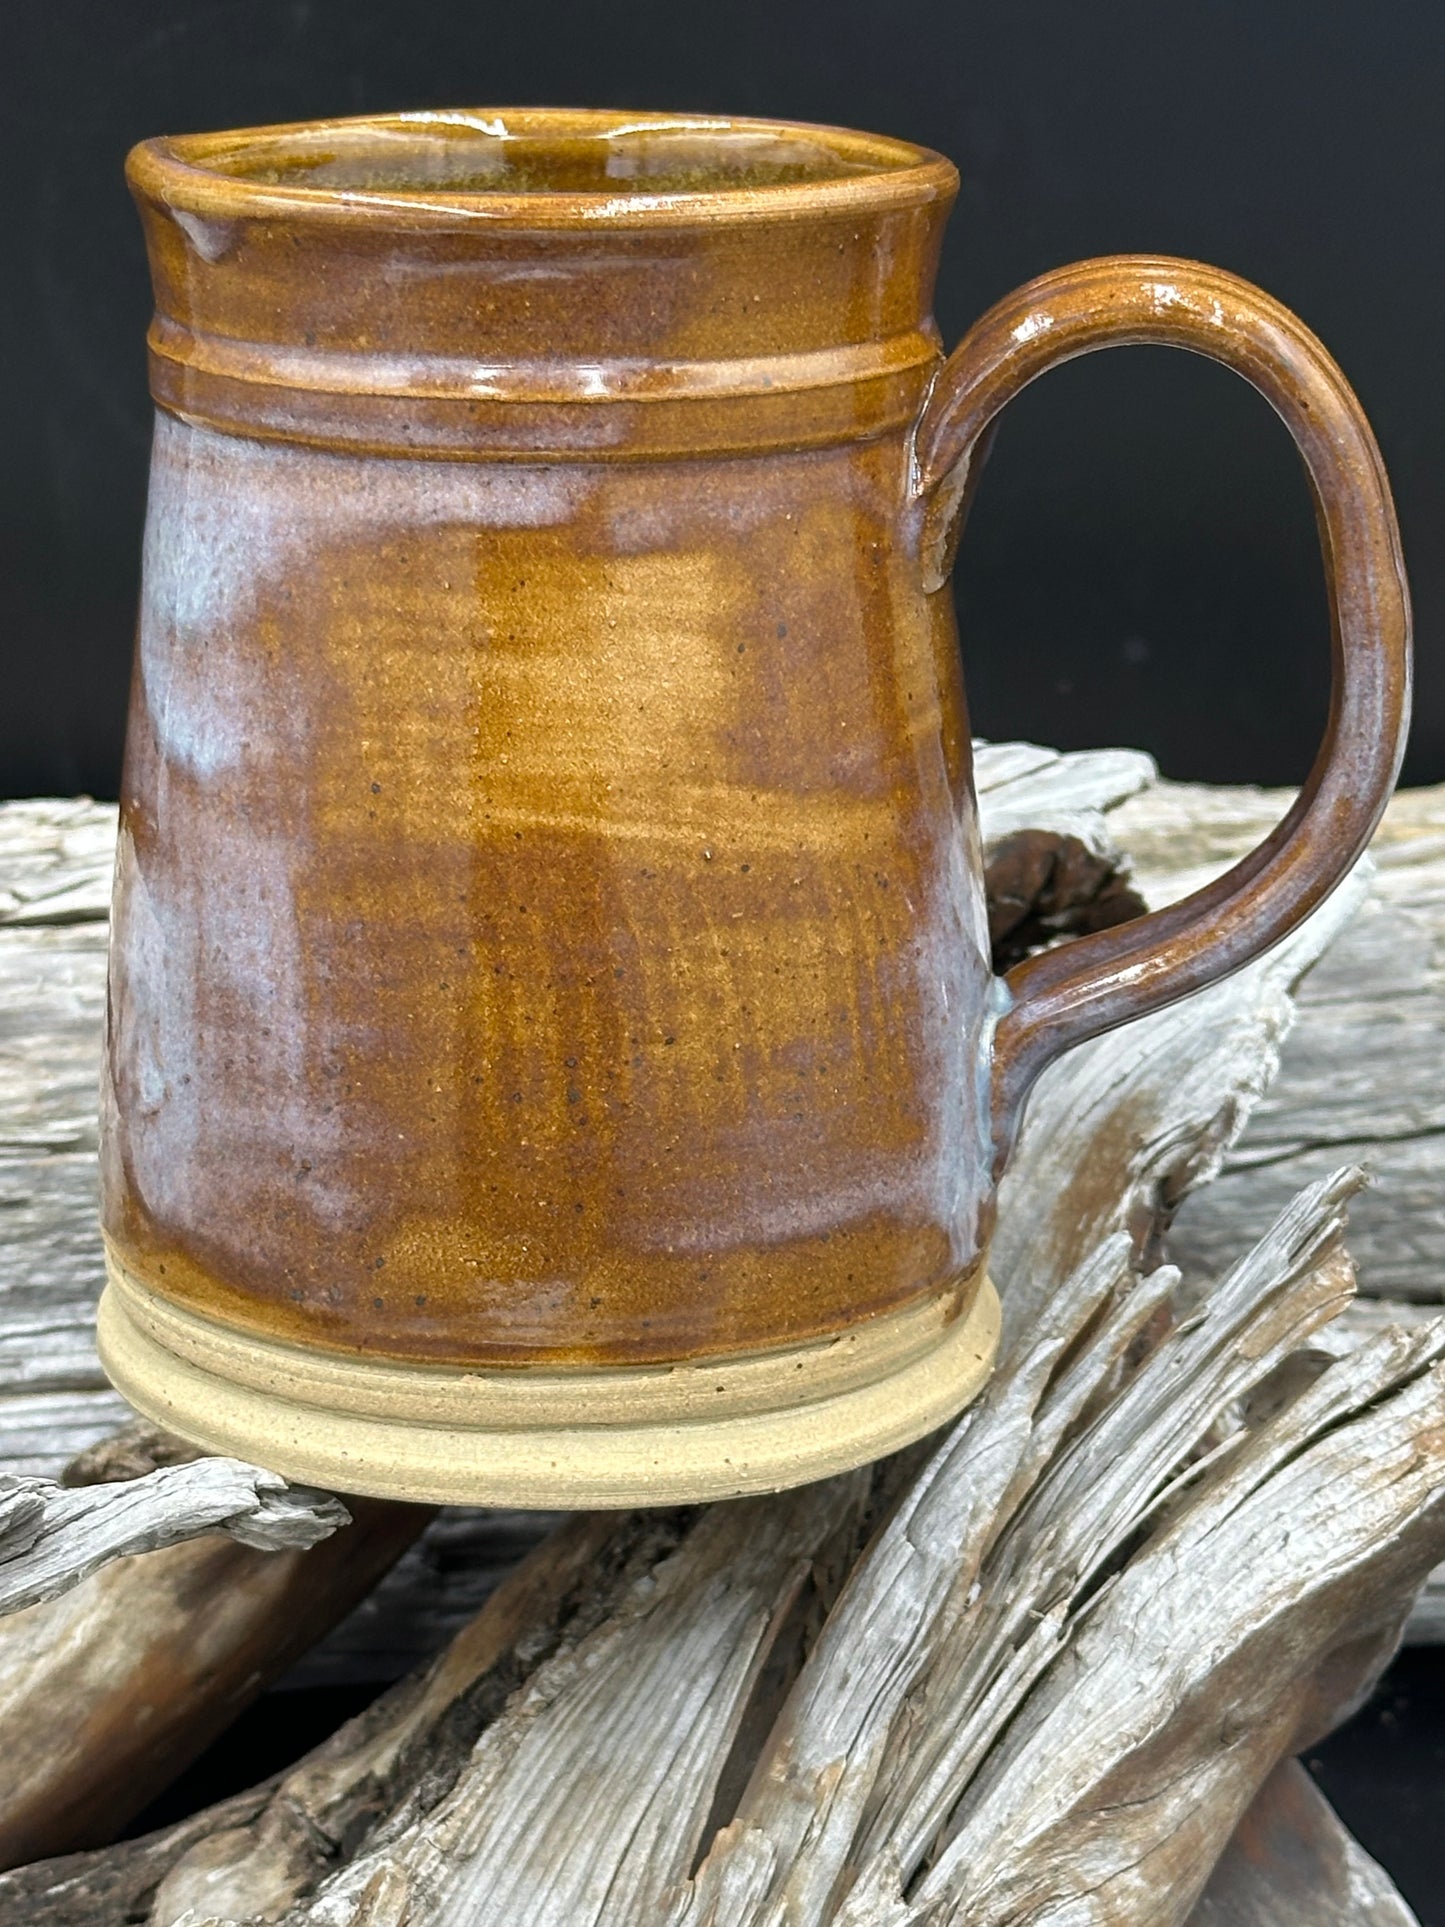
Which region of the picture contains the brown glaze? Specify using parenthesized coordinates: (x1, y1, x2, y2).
(102, 110, 1410, 1378)
(911, 256, 1412, 1169)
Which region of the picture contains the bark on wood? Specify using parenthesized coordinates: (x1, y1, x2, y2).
(0, 1786, 278, 1927)
(984, 829, 1146, 971)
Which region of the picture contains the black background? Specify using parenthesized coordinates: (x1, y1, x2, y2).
(5, 0, 1444, 799)
(7, 4, 1445, 1910)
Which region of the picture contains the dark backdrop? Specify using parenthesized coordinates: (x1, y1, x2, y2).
(6, 0, 1443, 799)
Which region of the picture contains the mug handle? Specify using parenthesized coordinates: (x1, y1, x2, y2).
(911, 255, 1412, 1168)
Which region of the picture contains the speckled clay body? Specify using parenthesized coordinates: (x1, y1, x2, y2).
(98, 110, 1411, 1505)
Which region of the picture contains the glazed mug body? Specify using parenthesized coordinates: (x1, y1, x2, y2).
(97, 111, 1410, 1504)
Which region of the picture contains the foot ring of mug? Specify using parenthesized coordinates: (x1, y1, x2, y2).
(96, 1263, 1001, 1508)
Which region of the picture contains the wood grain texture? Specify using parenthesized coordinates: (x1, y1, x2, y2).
(1115, 778, 1445, 1302)
(23, 1184, 1431, 1923)
(0, 1427, 432, 1871)
(0, 806, 122, 1476)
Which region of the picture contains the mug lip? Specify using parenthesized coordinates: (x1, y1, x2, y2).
(126, 106, 959, 231)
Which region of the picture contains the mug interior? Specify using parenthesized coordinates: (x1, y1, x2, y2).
(178, 110, 934, 200)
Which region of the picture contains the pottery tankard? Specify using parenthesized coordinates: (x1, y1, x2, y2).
(98, 110, 1411, 1505)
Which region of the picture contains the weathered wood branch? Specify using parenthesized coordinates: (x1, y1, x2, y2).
(0, 1492, 430, 1870)
(16, 1183, 1427, 1924)
(0, 1453, 347, 1617)
(1112, 776, 1445, 1304)
(0, 1511, 689, 1923)
(0, 1423, 434, 1869)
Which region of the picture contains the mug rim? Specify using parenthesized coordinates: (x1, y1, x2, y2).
(126, 106, 959, 230)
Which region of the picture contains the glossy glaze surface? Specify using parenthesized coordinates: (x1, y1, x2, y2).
(106, 111, 993, 1368)
(103, 108, 1410, 1382)
(912, 258, 1413, 1165)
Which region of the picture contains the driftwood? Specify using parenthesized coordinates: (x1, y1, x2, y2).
(0, 1451, 348, 1618)
(2, 1196, 1431, 1920)
(0, 1457, 428, 1869)
(1113, 777, 1445, 1304)
(1191, 1760, 1420, 1925)
(0, 1423, 430, 1867)
(8, 746, 1445, 1668)
(0, 743, 1441, 1921)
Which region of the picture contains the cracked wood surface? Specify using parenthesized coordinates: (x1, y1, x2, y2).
(0, 1430, 435, 1869)
(1112, 778, 1445, 1303)
(0, 1489, 427, 1869)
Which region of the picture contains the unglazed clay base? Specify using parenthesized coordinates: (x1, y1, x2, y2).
(97, 1250, 1000, 1507)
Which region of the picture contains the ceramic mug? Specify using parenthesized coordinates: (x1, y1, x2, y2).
(97, 110, 1410, 1506)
